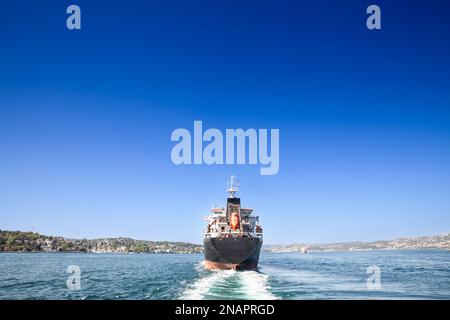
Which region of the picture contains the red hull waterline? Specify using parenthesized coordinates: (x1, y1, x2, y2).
(204, 260, 258, 270)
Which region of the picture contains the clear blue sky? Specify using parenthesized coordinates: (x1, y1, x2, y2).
(1, 0, 449, 244)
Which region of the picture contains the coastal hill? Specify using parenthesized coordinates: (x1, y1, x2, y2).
(1, 230, 449, 253)
(0, 230, 203, 253)
(264, 233, 450, 253)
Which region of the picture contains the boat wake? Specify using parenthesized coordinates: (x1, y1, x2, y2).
(180, 262, 277, 300)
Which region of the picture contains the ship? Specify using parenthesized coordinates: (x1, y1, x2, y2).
(204, 176, 263, 270)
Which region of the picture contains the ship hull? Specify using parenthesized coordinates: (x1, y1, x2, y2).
(204, 237, 262, 270)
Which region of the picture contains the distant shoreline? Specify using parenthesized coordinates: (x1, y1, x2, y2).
(0, 230, 203, 254)
(1, 230, 449, 254)
(0, 251, 203, 254)
(1, 248, 449, 254)
(264, 233, 450, 253)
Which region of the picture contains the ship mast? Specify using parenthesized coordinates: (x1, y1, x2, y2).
(227, 175, 239, 198)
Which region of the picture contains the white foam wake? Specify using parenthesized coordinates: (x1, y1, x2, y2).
(180, 262, 277, 300)
(237, 271, 277, 300)
(180, 268, 236, 300)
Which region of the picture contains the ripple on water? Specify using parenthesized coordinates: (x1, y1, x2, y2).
(1, 251, 449, 300)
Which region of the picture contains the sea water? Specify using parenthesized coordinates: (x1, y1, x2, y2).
(0, 250, 449, 300)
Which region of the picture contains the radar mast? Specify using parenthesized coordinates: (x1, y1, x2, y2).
(227, 175, 239, 198)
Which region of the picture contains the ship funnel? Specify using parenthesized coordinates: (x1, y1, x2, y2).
(227, 175, 239, 198)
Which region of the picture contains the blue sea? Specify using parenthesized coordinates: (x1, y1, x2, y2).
(0, 250, 449, 300)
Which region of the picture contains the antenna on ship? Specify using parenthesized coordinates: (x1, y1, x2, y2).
(227, 175, 239, 198)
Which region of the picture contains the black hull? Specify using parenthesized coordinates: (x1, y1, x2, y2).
(204, 237, 262, 270)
